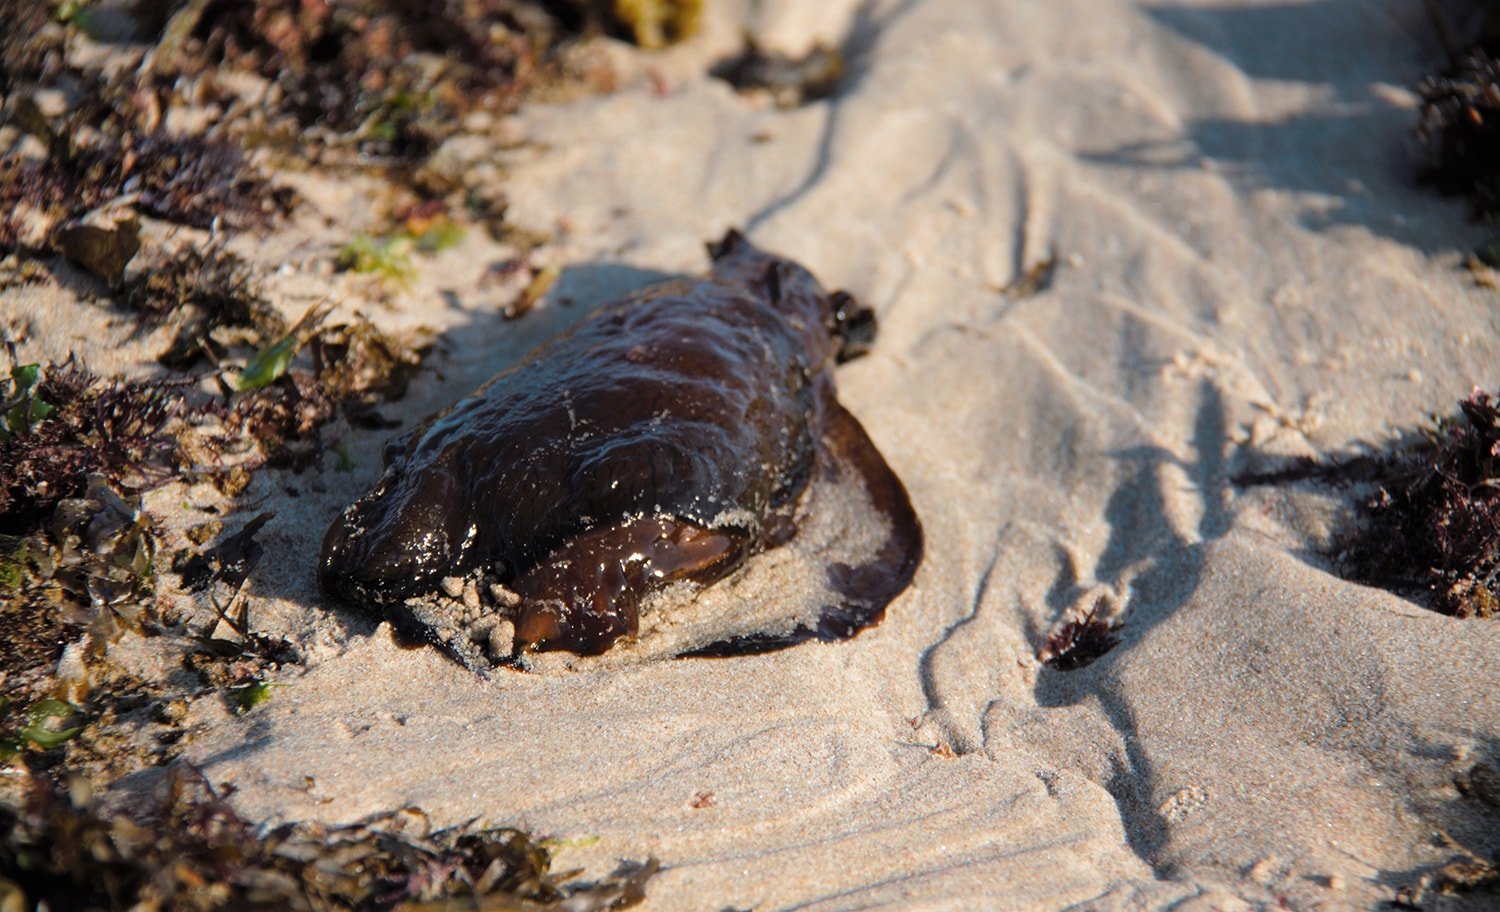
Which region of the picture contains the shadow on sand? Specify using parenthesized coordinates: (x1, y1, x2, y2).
(1084, 1, 1480, 253)
(1029, 380, 1231, 871)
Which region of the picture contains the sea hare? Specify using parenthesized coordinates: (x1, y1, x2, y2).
(319, 231, 922, 664)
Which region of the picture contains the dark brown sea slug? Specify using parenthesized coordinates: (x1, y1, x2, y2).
(318, 231, 921, 662)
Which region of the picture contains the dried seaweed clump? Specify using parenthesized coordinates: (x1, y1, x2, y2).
(0, 6, 293, 252)
(1417, 48, 1500, 219)
(116, 245, 287, 368)
(171, 511, 302, 712)
(712, 36, 844, 108)
(0, 357, 186, 532)
(1, 476, 159, 688)
(73, 133, 289, 231)
(1336, 388, 1500, 618)
(161, 0, 613, 159)
(0, 768, 657, 911)
(0, 0, 61, 90)
(310, 315, 430, 415)
(218, 309, 432, 469)
(0, 115, 292, 251)
(1039, 598, 1120, 671)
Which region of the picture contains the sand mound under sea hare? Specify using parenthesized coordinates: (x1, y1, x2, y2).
(319, 231, 921, 666)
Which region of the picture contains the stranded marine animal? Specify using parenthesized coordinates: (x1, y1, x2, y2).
(319, 231, 921, 663)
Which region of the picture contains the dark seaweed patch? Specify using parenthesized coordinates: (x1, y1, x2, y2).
(116, 245, 286, 369)
(157, 0, 615, 159)
(1415, 0, 1500, 278)
(1334, 388, 1500, 618)
(0, 767, 657, 911)
(218, 312, 432, 470)
(1238, 387, 1500, 619)
(0, 476, 160, 687)
(0, 6, 294, 253)
(1039, 598, 1120, 671)
(712, 36, 844, 108)
(81, 134, 293, 231)
(0, 122, 292, 250)
(0, 322, 427, 531)
(0, 355, 187, 532)
(1417, 48, 1500, 219)
(310, 314, 430, 406)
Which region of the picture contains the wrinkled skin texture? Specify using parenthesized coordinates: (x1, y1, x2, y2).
(319, 231, 921, 658)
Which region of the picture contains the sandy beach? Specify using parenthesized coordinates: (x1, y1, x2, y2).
(6, 0, 1500, 908)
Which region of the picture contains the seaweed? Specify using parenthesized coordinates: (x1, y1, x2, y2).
(1333, 388, 1500, 618)
(167, 512, 301, 715)
(1417, 48, 1500, 219)
(1000, 253, 1060, 300)
(0, 122, 292, 250)
(0, 476, 162, 686)
(181, 319, 430, 472)
(1039, 598, 1120, 671)
(219, 375, 331, 469)
(1416, 0, 1500, 276)
(0, 335, 397, 549)
(234, 305, 333, 392)
(506, 263, 561, 319)
(84, 134, 292, 230)
(136, 0, 705, 160)
(225, 680, 274, 714)
(0, 152, 113, 252)
(45, 477, 159, 628)
(337, 207, 469, 286)
(0, 767, 658, 911)
(0, 355, 187, 532)
(712, 35, 844, 108)
(156, 0, 611, 160)
(0, 1, 63, 92)
(0, 3, 293, 255)
(338, 235, 419, 285)
(46, 668, 195, 784)
(0, 698, 81, 765)
(116, 245, 287, 369)
(309, 314, 430, 409)
(0, 534, 75, 680)
(225, 349, 335, 469)
(0, 253, 54, 290)
(1393, 834, 1500, 908)
(1239, 387, 1500, 618)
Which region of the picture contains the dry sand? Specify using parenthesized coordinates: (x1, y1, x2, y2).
(10, 0, 1500, 908)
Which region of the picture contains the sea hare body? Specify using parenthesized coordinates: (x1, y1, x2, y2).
(319, 231, 921, 663)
